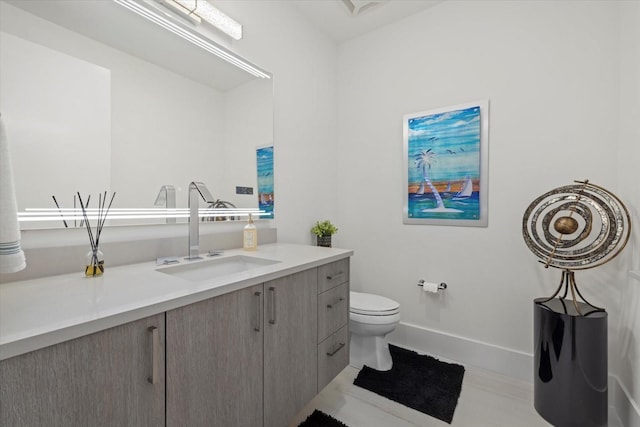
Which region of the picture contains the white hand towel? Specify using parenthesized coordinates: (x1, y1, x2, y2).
(0, 114, 26, 273)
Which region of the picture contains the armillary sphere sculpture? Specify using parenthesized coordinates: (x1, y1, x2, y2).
(522, 180, 631, 315)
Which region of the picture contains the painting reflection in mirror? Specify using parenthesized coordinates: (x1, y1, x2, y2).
(257, 146, 274, 219)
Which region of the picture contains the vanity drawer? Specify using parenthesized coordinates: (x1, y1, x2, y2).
(318, 325, 349, 392)
(317, 258, 350, 293)
(318, 283, 349, 342)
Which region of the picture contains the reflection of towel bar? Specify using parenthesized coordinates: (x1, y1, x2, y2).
(417, 280, 447, 290)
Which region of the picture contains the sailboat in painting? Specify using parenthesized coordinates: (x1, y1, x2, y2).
(441, 181, 453, 199)
(452, 176, 473, 200)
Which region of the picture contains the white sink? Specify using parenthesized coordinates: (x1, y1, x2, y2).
(157, 255, 280, 282)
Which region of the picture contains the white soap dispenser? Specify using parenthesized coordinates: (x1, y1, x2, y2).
(243, 214, 257, 251)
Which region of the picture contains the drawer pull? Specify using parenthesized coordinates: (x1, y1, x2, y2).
(148, 326, 160, 385)
(326, 297, 345, 309)
(326, 342, 345, 357)
(268, 286, 277, 325)
(326, 271, 345, 282)
(254, 291, 262, 332)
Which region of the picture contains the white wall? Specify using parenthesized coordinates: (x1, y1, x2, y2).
(212, 1, 339, 244)
(615, 1, 640, 422)
(336, 0, 637, 391)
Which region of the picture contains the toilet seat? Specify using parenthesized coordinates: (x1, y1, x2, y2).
(350, 311, 400, 325)
(350, 291, 400, 316)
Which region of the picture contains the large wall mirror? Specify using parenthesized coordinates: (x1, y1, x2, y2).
(0, 0, 274, 230)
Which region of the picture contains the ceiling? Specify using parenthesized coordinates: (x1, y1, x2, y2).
(289, 0, 443, 44)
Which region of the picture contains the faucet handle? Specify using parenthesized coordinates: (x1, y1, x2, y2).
(156, 256, 179, 265)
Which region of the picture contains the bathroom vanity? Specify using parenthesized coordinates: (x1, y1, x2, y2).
(0, 243, 351, 427)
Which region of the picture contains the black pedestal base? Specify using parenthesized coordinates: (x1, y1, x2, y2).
(533, 298, 607, 427)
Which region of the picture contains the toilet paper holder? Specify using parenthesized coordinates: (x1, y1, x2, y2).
(417, 279, 447, 290)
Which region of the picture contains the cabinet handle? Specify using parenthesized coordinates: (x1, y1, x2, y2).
(268, 286, 277, 325)
(326, 342, 345, 357)
(254, 291, 262, 332)
(326, 297, 345, 309)
(148, 326, 160, 385)
(326, 271, 345, 282)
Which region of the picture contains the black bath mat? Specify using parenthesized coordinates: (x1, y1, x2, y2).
(353, 344, 465, 424)
(297, 410, 349, 427)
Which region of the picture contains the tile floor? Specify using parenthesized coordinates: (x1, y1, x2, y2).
(290, 363, 572, 427)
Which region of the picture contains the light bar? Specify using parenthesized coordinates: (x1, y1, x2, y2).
(163, 0, 242, 40)
(113, 0, 269, 79)
(18, 208, 269, 222)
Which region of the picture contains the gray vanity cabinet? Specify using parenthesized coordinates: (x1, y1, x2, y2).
(263, 269, 318, 427)
(0, 257, 349, 427)
(166, 284, 264, 427)
(0, 314, 166, 427)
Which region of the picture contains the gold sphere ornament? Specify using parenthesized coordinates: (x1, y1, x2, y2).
(553, 216, 579, 235)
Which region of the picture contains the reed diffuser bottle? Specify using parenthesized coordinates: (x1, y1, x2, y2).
(85, 248, 104, 277)
(78, 191, 115, 277)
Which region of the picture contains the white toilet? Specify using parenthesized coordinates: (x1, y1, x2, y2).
(349, 291, 400, 371)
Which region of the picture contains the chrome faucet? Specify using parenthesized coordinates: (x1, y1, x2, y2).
(154, 185, 176, 224)
(187, 181, 215, 260)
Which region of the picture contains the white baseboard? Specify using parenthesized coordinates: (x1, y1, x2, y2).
(388, 321, 640, 427)
(388, 321, 533, 381)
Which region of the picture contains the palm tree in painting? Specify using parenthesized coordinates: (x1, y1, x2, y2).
(415, 149, 445, 209)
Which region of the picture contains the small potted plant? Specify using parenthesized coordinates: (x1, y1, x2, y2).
(311, 220, 338, 247)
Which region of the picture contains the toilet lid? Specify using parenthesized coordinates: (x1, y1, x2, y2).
(350, 291, 400, 316)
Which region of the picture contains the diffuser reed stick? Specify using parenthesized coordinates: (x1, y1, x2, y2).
(79, 195, 90, 228)
(51, 195, 68, 228)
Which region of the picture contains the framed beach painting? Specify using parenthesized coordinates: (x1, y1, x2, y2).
(403, 100, 489, 226)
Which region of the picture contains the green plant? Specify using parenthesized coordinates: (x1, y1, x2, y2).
(311, 220, 338, 237)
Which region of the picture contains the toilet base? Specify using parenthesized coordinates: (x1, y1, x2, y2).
(349, 333, 393, 371)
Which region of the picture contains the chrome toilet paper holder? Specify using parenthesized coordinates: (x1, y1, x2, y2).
(417, 279, 447, 290)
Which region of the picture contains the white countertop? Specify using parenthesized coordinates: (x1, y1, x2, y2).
(0, 243, 353, 360)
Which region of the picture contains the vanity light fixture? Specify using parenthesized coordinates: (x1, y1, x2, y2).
(18, 208, 268, 222)
(160, 0, 243, 40)
(113, 0, 269, 79)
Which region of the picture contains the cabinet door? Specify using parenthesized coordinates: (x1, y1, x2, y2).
(264, 269, 318, 427)
(166, 284, 263, 427)
(0, 314, 165, 427)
